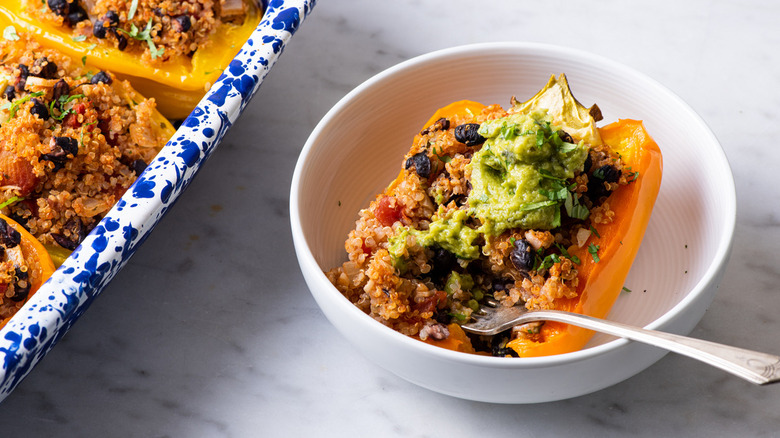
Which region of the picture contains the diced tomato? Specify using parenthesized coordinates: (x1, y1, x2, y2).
(0, 151, 38, 196)
(63, 103, 87, 128)
(375, 196, 402, 227)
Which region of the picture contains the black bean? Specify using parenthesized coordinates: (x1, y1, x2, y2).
(454, 123, 485, 146)
(492, 346, 520, 358)
(433, 310, 450, 324)
(490, 332, 520, 357)
(593, 164, 621, 183)
(15, 64, 28, 93)
(112, 29, 128, 51)
(583, 153, 592, 173)
(429, 246, 457, 281)
(557, 130, 574, 143)
(52, 79, 70, 102)
(3, 85, 14, 101)
(587, 165, 621, 201)
(449, 194, 467, 208)
(32, 57, 58, 80)
(90, 71, 112, 85)
(404, 151, 431, 179)
(41, 136, 78, 170)
(510, 238, 534, 272)
(173, 15, 192, 32)
(51, 233, 76, 250)
(0, 219, 21, 248)
(55, 136, 79, 156)
(66, 5, 88, 26)
(104, 11, 120, 27)
(131, 159, 148, 175)
(9, 268, 30, 302)
(51, 218, 85, 250)
(93, 20, 108, 39)
(47, 0, 69, 16)
(587, 179, 609, 200)
(30, 98, 49, 120)
(420, 117, 450, 135)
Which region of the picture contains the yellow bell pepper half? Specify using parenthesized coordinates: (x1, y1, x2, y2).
(0, 214, 56, 330)
(0, 0, 262, 119)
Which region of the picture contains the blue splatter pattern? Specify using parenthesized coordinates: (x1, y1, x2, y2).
(0, 0, 316, 402)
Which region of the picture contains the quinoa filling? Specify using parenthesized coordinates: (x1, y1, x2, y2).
(0, 34, 170, 250)
(326, 94, 637, 356)
(24, 0, 251, 65)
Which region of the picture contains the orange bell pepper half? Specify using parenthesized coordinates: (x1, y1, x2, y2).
(0, 214, 56, 330)
(415, 102, 662, 357)
(507, 119, 662, 356)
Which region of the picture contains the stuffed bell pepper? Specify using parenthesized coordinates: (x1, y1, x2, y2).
(326, 74, 663, 357)
(0, 30, 175, 323)
(0, 0, 263, 119)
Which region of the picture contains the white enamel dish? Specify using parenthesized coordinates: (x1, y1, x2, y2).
(0, 0, 316, 403)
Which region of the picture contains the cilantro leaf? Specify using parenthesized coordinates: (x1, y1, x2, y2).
(588, 243, 600, 263)
(3, 26, 19, 42)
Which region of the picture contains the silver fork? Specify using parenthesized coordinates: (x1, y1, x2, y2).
(461, 298, 780, 385)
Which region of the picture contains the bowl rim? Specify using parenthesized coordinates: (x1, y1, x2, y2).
(290, 41, 737, 368)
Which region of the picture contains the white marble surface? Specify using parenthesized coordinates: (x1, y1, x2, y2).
(2, 0, 780, 435)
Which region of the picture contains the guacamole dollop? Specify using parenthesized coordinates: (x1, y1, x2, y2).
(468, 110, 589, 234)
(392, 109, 590, 262)
(389, 208, 481, 261)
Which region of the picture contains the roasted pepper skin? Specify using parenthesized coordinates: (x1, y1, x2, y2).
(414, 102, 663, 357)
(507, 119, 662, 357)
(0, 215, 56, 329)
(0, 0, 262, 119)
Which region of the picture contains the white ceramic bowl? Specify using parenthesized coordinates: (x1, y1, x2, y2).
(290, 42, 735, 403)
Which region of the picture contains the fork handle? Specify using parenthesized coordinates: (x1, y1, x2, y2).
(527, 310, 780, 385)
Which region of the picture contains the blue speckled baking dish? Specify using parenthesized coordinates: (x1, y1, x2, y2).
(0, 0, 316, 402)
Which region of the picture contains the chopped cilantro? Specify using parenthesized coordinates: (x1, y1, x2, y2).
(3, 26, 19, 42)
(49, 93, 85, 121)
(621, 286, 632, 293)
(79, 121, 98, 148)
(431, 146, 451, 163)
(128, 0, 139, 20)
(519, 200, 558, 211)
(554, 243, 581, 265)
(588, 243, 600, 263)
(0, 196, 23, 209)
(120, 19, 165, 60)
(2, 91, 45, 120)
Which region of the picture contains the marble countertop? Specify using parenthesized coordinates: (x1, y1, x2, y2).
(3, 0, 780, 436)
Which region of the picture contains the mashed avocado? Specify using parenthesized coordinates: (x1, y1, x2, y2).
(391, 109, 589, 262)
(469, 110, 589, 234)
(389, 208, 481, 261)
